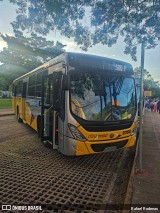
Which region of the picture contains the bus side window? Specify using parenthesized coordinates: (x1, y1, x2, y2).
(28, 75, 36, 97)
(17, 81, 23, 97)
(36, 72, 42, 97)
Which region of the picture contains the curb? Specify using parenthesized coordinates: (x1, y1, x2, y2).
(122, 140, 139, 213)
(0, 113, 15, 117)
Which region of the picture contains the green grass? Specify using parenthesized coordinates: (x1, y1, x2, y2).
(0, 99, 12, 109)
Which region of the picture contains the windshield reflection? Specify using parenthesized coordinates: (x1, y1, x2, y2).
(70, 72, 136, 121)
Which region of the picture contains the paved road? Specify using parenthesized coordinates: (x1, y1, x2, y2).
(0, 115, 135, 212)
(0, 115, 34, 143)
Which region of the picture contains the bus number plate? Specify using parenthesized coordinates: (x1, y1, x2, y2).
(103, 146, 116, 152)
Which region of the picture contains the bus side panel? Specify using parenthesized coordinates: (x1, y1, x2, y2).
(25, 103, 32, 126)
(25, 98, 40, 132)
(60, 91, 90, 156)
(76, 141, 90, 156)
(16, 96, 23, 118)
(30, 118, 38, 131)
(60, 91, 77, 156)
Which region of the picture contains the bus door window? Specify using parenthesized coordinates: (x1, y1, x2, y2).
(44, 76, 53, 106)
(52, 72, 62, 111)
(52, 72, 62, 144)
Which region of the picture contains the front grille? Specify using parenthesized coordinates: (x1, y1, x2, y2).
(82, 122, 132, 132)
(91, 140, 128, 152)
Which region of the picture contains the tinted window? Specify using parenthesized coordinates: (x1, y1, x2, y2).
(36, 72, 42, 97)
(29, 75, 36, 86)
(16, 81, 23, 97)
(28, 86, 35, 97)
(28, 75, 36, 97)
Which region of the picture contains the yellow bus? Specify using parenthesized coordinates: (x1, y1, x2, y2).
(12, 52, 138, 156)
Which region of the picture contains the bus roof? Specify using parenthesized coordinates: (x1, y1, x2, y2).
(67, 52, 133, 73)
(13, 52, 133, 83)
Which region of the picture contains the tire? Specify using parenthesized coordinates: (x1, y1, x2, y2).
(17, 108, 22, 123)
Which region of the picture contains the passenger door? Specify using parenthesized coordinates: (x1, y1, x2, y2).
(41, 73, 61, 149)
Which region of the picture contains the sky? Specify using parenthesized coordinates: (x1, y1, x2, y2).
(0, 0, 160, 81)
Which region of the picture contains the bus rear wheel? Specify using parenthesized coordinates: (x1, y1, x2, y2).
(17, 107, 22, 123)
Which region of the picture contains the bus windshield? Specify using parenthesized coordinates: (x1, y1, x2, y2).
(70, 72, 136, 121)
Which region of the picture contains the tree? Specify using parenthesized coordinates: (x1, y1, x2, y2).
(134, 67, 152, 79)
(134, 67, 160, 98)
(5, 0, 160, 60)
(0, 76, 7, 90)
(0, 33, 65, 90)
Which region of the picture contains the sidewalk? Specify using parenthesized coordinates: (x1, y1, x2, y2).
(131, 110, 160, 209)
(0, 109, 15, 116)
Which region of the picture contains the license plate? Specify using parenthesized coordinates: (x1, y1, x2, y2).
(103, 146, 116, 152)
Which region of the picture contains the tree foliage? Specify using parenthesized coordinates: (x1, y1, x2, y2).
(0, 33, 65, 90)
(0, 75, 7, 90)
(134, 67, 160, 98)
(5, 0, 160, 60)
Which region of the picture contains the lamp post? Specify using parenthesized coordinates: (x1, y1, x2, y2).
(139, 41, 145, 172)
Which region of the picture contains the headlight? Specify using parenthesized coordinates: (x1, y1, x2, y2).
(68, 123, 86, 142)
